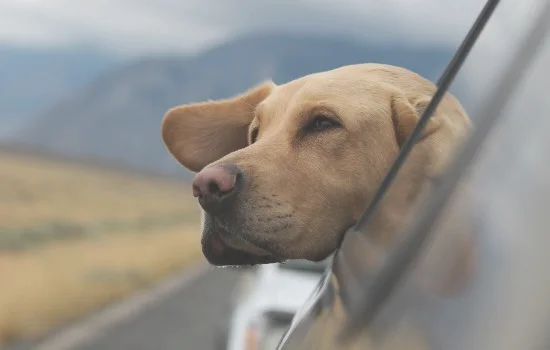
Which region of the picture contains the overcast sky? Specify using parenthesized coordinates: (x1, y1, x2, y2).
(0, 0, 547, 95)
(0, 0, 532, 54)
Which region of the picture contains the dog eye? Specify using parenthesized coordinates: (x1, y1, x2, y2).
(250, 128, 259, 144)
(305, 115, 341, 133)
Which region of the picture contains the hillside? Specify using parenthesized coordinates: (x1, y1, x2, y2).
(12, 33, 467, 178)
(0, 45, 119, 137)
(0, 149, 201, 345)
(0, 148, 197, 248)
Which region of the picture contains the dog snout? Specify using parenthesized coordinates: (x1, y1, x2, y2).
(192, 164, 241, 212)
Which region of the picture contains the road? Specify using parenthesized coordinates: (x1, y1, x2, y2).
(80, 267, 241, 350)
(7, 265, 243, 350)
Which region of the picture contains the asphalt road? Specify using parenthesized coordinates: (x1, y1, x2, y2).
(78, 267, 242, 350)
(0, 266, 244, 350)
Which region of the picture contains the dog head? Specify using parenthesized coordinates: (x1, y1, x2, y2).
(161, 63, 471, 267)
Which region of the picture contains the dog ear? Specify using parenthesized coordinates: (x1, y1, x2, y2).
(161, 81, 276, 172)
(391, 94, 441, 148)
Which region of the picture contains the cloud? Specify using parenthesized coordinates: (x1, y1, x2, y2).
(0, 0, 226, 53)
(0, 0, 488, 55)
(1, 0, 547, 99)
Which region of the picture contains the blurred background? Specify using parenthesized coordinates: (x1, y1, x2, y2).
(0, 0, 543, 349)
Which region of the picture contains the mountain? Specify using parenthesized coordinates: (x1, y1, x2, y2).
(0, 45, 120, 136)
(12, 33, 468, 178)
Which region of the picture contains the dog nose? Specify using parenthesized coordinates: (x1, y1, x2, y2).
(192, 164, 240, 212)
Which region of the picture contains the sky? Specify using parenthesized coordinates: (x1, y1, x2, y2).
(0, 0, 547, 95)
(0, 0, 532, 54)
(2, 2, 550, 342)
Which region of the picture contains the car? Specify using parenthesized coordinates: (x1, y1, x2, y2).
(277, 0, 550, 349)
(217, 258, 330, 350)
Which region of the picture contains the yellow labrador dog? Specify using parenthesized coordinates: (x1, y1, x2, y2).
(161, 63, 472, 278)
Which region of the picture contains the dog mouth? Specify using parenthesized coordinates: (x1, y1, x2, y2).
(201, 215, 280, 266)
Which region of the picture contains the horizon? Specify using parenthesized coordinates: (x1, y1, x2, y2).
(0, 0, 548, 175)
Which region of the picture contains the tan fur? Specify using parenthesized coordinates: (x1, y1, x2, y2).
(161, 62, 473, 289)
(162, 81, 276, 172)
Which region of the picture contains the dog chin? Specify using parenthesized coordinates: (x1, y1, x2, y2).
(200, 214, 280, 266)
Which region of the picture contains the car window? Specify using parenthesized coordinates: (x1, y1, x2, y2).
(278, 0, 550, 348)
(343, 16, 550, 348)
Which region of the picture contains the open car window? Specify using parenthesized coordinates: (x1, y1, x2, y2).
(278, 0, 550, 349)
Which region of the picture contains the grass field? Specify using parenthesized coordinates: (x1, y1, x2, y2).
(0, 149, 202, 346)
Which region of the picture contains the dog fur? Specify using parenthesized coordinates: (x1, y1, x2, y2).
(161, 63, 475, 349)
(162, 63, 471, 268)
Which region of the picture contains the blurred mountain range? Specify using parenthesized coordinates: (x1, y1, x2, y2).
(4, 33, 469, 179)
(0, 45, 120, 137)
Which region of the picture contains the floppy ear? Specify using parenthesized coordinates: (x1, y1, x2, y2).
(391, 94, 441, 148)
(161, 81, 276, 172)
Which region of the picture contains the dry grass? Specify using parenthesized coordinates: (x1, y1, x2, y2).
(0, 225, 202, 344)
(0, 150, 193, 230)
(0, 149, 204, 346)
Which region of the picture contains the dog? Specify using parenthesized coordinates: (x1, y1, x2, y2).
(162, 62, 471, 268)
(161, 63, 475, 349)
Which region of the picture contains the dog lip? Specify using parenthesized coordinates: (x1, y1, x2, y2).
(215, 222, 273, 257)
(202, 218, 279, 266)
(205, 232, 280, 266)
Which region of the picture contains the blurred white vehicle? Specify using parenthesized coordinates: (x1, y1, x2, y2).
(216, 259, 329, 350)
